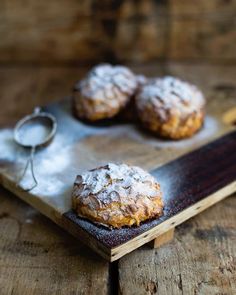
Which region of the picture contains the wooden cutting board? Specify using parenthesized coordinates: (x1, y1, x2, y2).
(0, 97, 235, 261)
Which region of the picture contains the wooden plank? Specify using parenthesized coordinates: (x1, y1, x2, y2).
(0, 65, 235, 261)
(169, 18, 236, 62)
(0, 66, 89, 127)
(118, 194, 236, 295)
(112, 183, 236, 261)
(170, 0, 236, 15)
(0, 63, 236, 295)
(0, 0, 168, 64)
(0, 0, 235, 64)
(109, 129, 236, 258)
(150, 228, 175, 249)
(168, 0, 236, 62)
(0, 93, 232, 208)
(0, 64, 235, 290)
(0, 63, 235, 261)
(0, 186, 109, 295)
(1, 127, 235, 261)
(0, 66, 105, 294)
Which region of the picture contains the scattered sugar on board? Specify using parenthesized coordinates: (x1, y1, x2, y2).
(21, 135, 72, 196)
(0, 129, 27, 162)
(127, 115, 220, 149)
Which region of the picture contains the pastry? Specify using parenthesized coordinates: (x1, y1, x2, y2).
(117, 74, 148, 122)
(135, 76, 205, 139)
(73, 64, 137, 121)
(72, 163, 163, 228)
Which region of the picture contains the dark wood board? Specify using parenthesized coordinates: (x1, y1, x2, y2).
(63, 131, 236, 260)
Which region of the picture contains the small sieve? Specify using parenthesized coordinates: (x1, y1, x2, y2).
(14, 107, 57, 191)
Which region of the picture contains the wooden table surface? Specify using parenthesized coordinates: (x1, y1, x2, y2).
(0, 63, 235, 295)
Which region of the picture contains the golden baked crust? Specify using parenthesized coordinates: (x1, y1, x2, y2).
(136, 76, 206, 139)
(73, 64, 137, 121)
(72, 163, 163, 228)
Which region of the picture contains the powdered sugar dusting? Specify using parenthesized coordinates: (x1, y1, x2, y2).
(72, 163, 163, 227)
(136, 76, 205, 119)
(19, 134, 71, 196)
(0, 129, 71, 200)
(76, 64, 137, 101)
(73, 64, 138, 119)
(73, 163, 160, 209)
(0, 129, 27, 162)
(129, 115, 220, 149)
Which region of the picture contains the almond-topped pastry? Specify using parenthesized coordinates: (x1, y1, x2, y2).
(136, 76, 205, 139)
(73, 64, 138, 121)
(72, 163, 163, 228)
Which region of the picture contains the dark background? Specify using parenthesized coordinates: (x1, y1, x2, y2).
(1, 0, 236, 65)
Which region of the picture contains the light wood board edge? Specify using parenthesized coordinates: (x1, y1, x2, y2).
(0, 175, 112, 261)
(110, 181, 236, 262)
(59, 215, 111, 261)
(149, 228, 175, 249)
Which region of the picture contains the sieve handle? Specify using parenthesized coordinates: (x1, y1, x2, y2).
(17, 146, 38, 191)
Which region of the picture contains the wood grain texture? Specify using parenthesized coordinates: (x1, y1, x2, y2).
(169, 0, 236, 61)
(169, 17, 236, 61)
(0, 99, 235, 261)
(61, 131, 236, 260)
(0, 84, 235, 260)
(0, 63, 235, 125)
(0, 63, 235, 292)
(0, 63, 234, 216)
(0, 0, 167, 64)
(118, 195, 236, 295)
(0, 0, 235, 64)
(0, 187, 109, 295)
(169, 0, 236, 16)
(149, 228, 175, 249)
